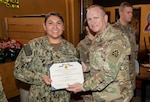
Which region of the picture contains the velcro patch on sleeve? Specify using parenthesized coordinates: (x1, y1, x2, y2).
(23, 44, 32, 56)
(108, 42, 124, 64)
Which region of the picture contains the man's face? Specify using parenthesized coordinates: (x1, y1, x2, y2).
(121, 6, 133, 23)
(86, 7, 108, 34)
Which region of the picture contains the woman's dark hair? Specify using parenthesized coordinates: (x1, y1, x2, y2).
(44, 12, 64, 24)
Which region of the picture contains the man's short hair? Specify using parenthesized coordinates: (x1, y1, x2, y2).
(86, 4, 106, 15)
(119, 2, 133, 12)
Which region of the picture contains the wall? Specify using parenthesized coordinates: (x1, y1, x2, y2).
(104, 4, 150, 51)
(0, 0, 81, 46)
(1, 1, 149, 48)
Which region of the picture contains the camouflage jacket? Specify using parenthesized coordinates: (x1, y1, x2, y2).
(77, 35, 92, 78)
(112, 20, 138, 90)
(82, 24, 133, 102)
(14, 36, 78, 102)
(76, 36, 93, 102)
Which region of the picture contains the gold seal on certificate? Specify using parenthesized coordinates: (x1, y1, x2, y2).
(49, 61, 84, 91)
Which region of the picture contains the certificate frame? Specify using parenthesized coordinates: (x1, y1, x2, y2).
(49, 61, 84, 91)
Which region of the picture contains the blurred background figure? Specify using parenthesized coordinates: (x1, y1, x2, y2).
(112, 2, 138, 99)
(76, 20, 95, 102)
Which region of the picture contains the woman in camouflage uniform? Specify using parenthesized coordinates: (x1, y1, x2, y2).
(14, 12, 78, 102)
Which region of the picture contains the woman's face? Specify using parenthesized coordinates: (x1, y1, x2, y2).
(43, 15, 64, 39)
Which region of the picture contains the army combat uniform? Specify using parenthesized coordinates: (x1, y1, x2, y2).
(0, 77, 7, 102)
(14, 36, 78, 102)
(77, 36, 92, 79)
(77, 36, 93, 102)
(82, 24, 133, 102)
(112, 20, 138, 91)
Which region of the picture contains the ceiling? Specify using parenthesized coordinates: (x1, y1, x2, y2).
(93, 0, 150, 7)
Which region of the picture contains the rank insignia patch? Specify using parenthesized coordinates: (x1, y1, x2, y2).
(23, 44, 32, 56)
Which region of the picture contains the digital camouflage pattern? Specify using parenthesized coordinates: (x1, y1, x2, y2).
(77, 36, 93, 102)
(0, 77, 7, 102)
(82, 24, 133, 102)
(14, 36, 78, 102)
(112, 20, 137, 91)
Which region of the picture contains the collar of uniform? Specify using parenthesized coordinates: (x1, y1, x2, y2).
(42, 36, 54, 50)
(93, 23, 112, 43)
(117, 20, 132, 30)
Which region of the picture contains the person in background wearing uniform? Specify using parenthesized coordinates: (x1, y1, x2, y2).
(67, 4, 133, 102)
(0, 77, 7, 102)
(76, 20, 95, 102)
(112, 2, 138, 98)
(14, 12, 78, 102)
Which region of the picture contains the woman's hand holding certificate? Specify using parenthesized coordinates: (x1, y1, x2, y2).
(49, 61, 84, 91)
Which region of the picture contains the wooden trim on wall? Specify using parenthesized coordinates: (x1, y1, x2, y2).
(65, 0, 81, 46)
(65, 0, 70, 41)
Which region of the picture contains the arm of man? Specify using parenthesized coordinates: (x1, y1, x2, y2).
(67, 35, 130, 93)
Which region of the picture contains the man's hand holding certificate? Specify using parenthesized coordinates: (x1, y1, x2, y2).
(49, 61, 84, 90)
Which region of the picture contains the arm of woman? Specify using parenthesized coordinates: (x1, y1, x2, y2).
(14, 44, 51, 86)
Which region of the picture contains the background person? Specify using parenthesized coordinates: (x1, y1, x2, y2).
(67, 4, 133, 102)
(14, 12, 78, 102)
(76, 20, 95, 102)
(112, 2, 138, 96)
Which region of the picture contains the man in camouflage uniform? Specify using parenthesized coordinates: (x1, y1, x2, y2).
(0, 77, 7, 102)
(67, 5, 133, 102)
(112, 2, 138, 96)
(14, 12, 78, 102)
(76, 23, 95, 102)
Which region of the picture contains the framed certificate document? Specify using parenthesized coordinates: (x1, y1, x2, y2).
(49, 61, 84, 91)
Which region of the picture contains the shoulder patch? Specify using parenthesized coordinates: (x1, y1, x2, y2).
(108, 42, 125, 64)
(23, 44, 32, 56)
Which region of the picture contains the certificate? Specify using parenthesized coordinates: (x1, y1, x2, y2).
(49, 61, 84, 91)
